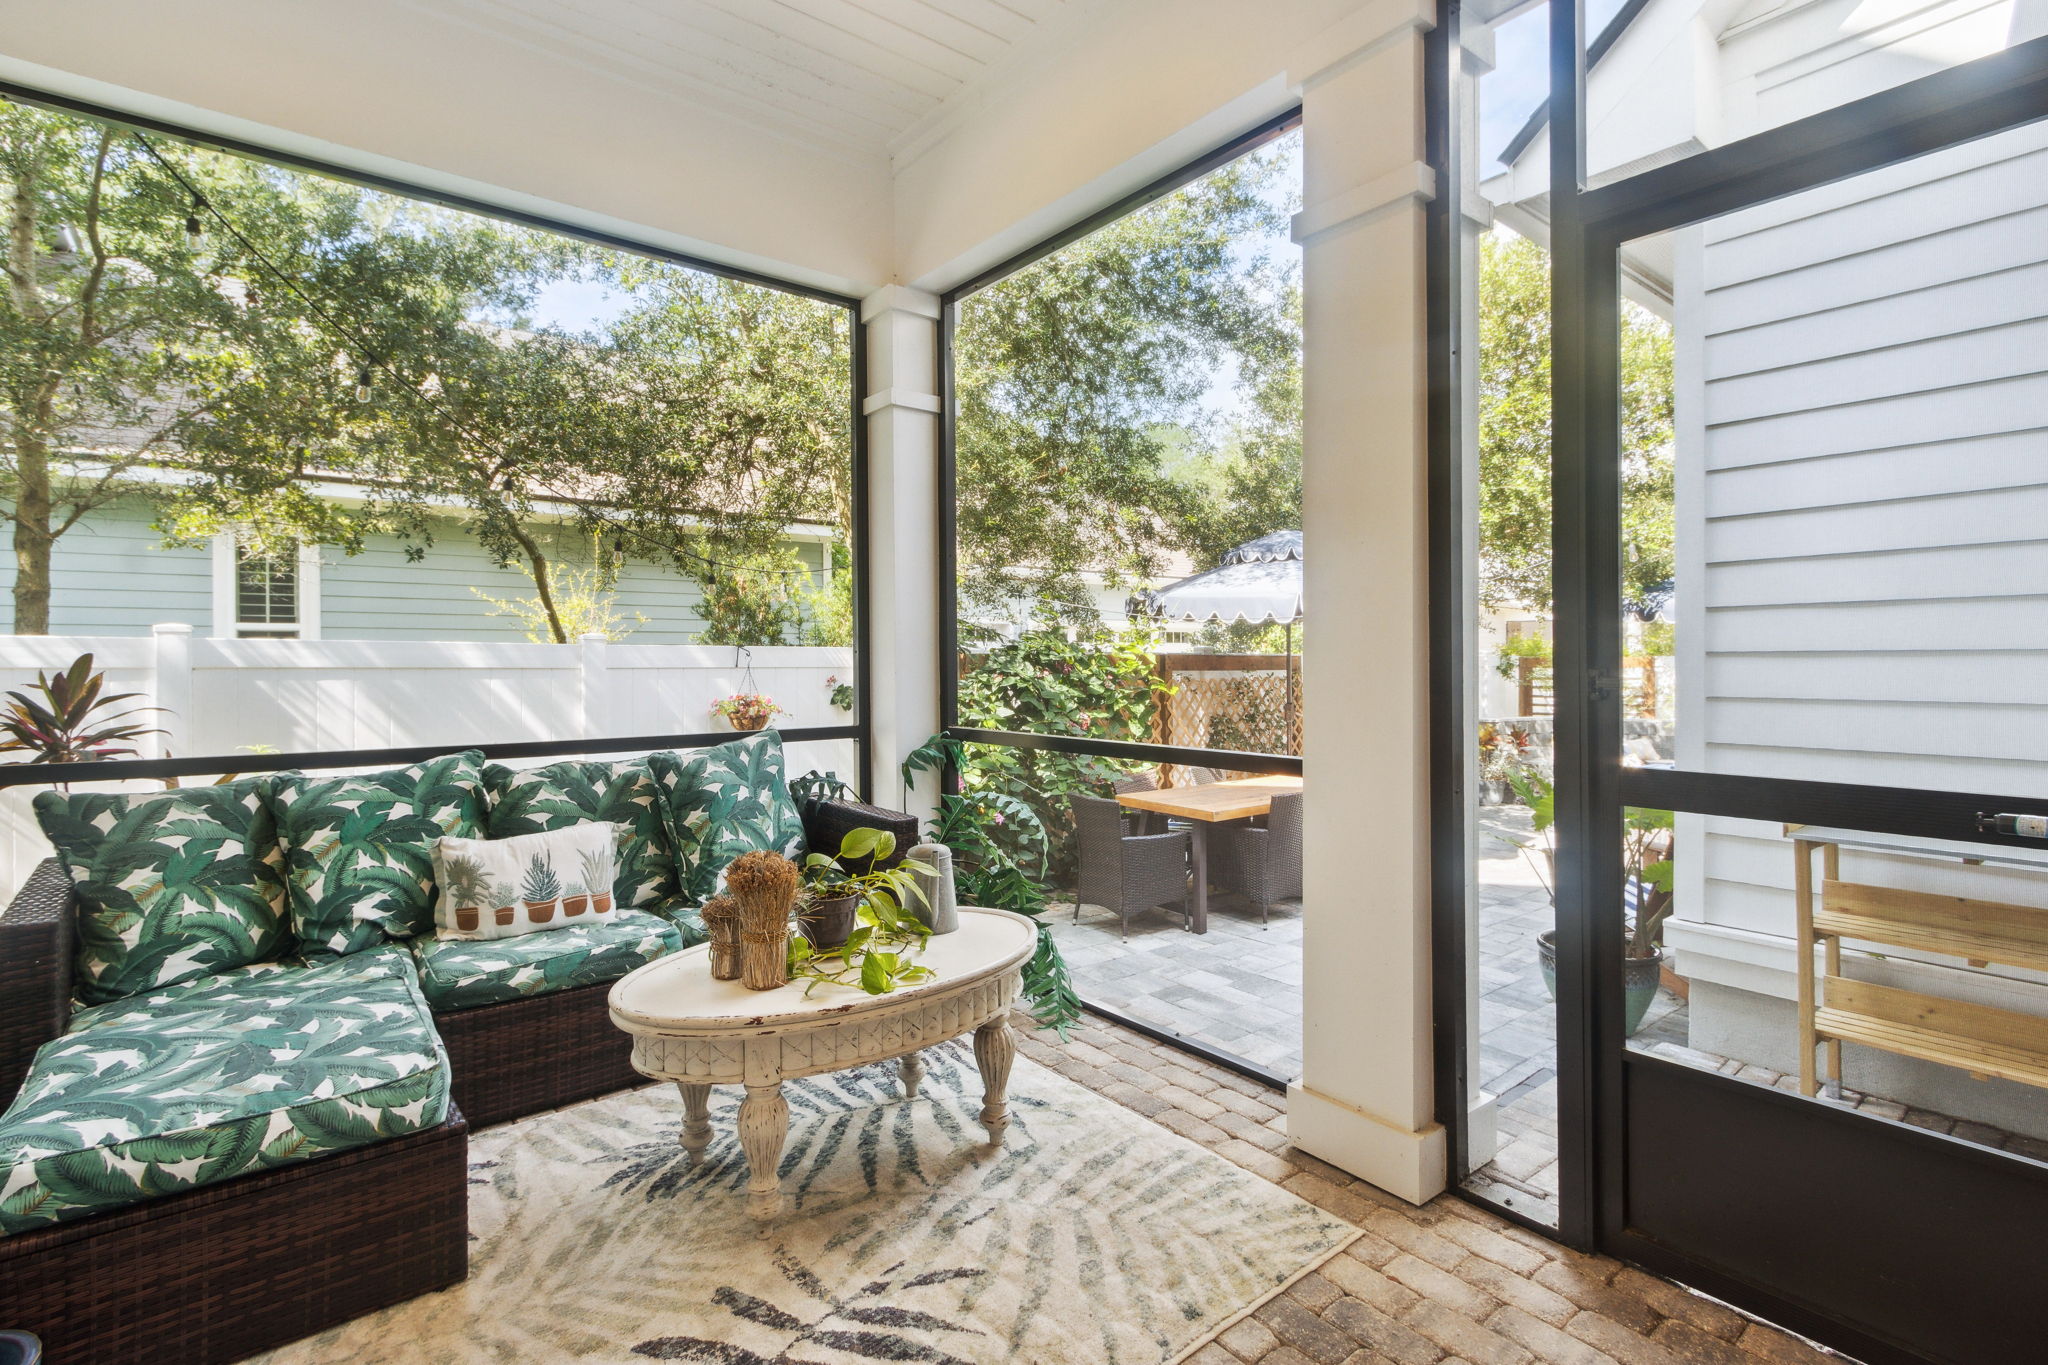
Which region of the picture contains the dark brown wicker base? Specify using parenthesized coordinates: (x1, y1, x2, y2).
(0, 1108, 469, 1365)
(434, 980, 646, 1129)
(0, 861, 73, 1109)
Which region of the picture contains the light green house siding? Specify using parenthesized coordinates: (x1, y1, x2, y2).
(4, 499, 213, 636)
(0, 495, 832, 643)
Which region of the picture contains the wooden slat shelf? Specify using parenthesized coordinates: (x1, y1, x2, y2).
(1817, 976, 2048, 1091)
(1814, 878, 2048, 974)
(1794, 840, 2048, 1099)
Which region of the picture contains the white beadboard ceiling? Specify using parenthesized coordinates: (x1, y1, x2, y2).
(402, 0, 1104, 163)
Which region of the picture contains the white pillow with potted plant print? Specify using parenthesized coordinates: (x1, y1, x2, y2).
(430, 823, 625, 941)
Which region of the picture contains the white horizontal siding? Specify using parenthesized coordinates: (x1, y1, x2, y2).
(1705, 430, 2048, 518)
(1704, 370, 2048, 468)
(1705, 652, 2048, 705)
(1704, 260, 2048, 377)
(1676, 114, 2048, 976)
(1701, 203, 2048, 334)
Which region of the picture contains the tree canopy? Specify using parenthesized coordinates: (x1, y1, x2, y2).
(1477, 230, 1674, 614)
(951, 137, 1303, 631)
(1, 97, 852, 640)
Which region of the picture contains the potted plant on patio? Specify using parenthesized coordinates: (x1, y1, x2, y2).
(711, 692, 784, 732)
(1508, 768, 1675, 1036)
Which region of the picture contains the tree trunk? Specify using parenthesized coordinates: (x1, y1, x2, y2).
(507, 522, 567, 643)
(6, 135, 58, 635)
(11, 431, 53, 635)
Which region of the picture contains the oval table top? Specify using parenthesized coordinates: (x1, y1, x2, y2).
(608, 906, 1037, 1034)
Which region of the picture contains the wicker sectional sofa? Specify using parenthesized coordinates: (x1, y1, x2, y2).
(0, 729, 915, 1365)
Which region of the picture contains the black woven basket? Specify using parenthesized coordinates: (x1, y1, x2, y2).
(801, 798, 920, 873)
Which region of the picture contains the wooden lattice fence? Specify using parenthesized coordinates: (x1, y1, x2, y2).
(1150, 653, 1301, 785)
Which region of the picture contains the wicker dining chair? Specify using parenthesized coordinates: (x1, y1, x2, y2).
(1208, 791, 1303, 928)
(1112, 770, 1171, 834)
(1072, 794, 1191, 939)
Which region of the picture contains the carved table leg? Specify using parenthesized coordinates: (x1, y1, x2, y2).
(900, 1050, 925, 1099)
(676, 1082, 713, 1164)
(973, 1018, 1014, 1145)
(738, 1082, 789, 1219)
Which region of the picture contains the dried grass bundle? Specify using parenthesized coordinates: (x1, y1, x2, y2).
(701, 894, 742, 981)
(726, 851, 798, 990)
(726, 851, 799, 928)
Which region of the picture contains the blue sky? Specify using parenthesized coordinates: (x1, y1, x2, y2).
(1479, 0, 1633, 176)
(526, 275, 633, 333)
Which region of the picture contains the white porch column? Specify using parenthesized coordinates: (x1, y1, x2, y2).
(1285, 0, 1447, 1205)
(861, 285, 943, 820)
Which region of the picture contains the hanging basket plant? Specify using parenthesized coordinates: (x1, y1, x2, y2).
(712, 693, 784, 732)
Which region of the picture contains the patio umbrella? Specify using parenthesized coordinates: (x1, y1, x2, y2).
(1129, 530, 1303, 745)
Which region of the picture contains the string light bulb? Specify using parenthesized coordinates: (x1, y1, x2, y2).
(53, 224, 83, 255)
(355, 366, 374, 403)
(185, 194, 207, 247)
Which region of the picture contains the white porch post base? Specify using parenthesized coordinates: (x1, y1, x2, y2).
(1287, 1082, 1448, 1208)
(1467, 1089, 1500, 1168)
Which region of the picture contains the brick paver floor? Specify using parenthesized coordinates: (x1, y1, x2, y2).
(1011, 1007, 1851, 1365)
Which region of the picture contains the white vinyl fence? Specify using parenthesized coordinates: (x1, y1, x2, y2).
(0, 626, 857, 897)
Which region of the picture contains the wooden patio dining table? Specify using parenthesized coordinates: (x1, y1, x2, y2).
(1115, 775, 1303, 934)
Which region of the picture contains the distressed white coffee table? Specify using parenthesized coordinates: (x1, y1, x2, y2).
(608, 906, 1037, 1218)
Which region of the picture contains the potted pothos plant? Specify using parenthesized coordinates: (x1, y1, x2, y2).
(1507, 767, 1675, 1036)
(787, 828, 936, 993)
(711, 692, 784, 732)
(796, 826, 930, 952)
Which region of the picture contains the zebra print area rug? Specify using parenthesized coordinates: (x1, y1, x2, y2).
(257, 1041, 1354, 1364)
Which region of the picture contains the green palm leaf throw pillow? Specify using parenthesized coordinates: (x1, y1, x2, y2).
(33, 778, 291, 1006)
(482, 757, 676, 909)
(269, 750, 487, 956)
(648, 729, 806, 905)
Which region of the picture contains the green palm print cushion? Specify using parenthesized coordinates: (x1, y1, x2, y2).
(409, 908, 680, 1009)
(63, 945, 417, 1036)
(648, 730, 806, 904)
(0, 951, 448, 1235)
(482, 758, 676, 909)
(641, 896, 708, 949)
(270, 750, 487, 957)
(33, 778, 291, 1006)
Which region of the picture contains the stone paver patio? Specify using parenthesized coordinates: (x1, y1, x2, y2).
(1045, 803, 1589, 1220)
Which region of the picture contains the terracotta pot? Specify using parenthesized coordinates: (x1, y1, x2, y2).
(593, 892, 614, 914)
(797, 893, 860, 950)
(455, 906, 480, 933)
(525, 899, 557, 924)
(563, 893, 590, 917)
(493, 905, 516, 926)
